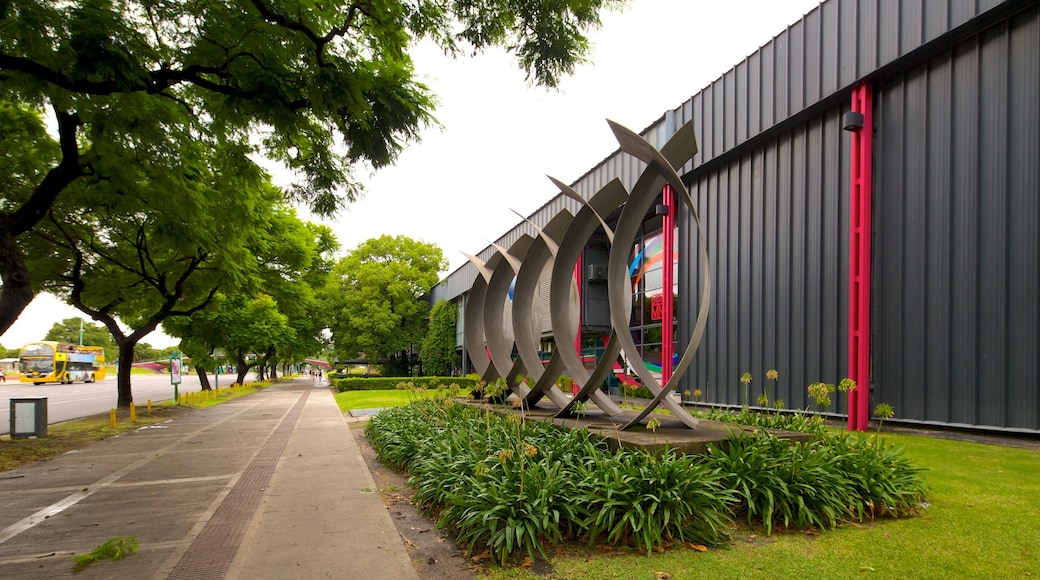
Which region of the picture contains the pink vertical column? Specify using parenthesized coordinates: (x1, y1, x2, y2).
(847, 83, 873, 431)
(661, 186, 675, 385)
(573, 256, 582, 396)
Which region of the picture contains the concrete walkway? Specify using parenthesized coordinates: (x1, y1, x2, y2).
(0, 378, 416, 579)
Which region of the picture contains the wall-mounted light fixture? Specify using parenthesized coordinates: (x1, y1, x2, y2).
(843, 111, 864, 132)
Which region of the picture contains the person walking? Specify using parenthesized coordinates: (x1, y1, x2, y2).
(0, 368, 6, 382)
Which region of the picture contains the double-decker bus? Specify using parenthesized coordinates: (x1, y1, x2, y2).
(18, 341, 107, 385)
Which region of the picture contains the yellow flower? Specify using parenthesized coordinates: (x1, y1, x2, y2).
(766, 369, 779, 381)
(497, 448, 515, 464)
(523, 443, 537, 457)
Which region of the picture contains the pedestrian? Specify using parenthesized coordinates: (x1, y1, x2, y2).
(0, 368, 6, 383)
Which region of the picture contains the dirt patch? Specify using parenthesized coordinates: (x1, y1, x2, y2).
(350, 422, 481, 579)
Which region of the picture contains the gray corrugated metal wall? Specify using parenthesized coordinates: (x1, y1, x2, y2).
(437, 0, 1024, 305)
(679, 107, 850, 411)
(872, 4, 1039, 431)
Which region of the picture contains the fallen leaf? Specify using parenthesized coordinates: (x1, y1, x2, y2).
(690, 544, 709, 553)
(470, 550, 491, 563)
(520, 557, 532, 568)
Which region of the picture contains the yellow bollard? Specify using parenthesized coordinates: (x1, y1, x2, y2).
(110, 408, 117, 429)
(147, 400, 152, 414)
(130, 403, 136, 423)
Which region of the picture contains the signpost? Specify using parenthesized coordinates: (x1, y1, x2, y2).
(171, 350, 182, 403)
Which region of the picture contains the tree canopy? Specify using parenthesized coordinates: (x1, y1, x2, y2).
(0, 0, 622, 335)
(162, 211, 339, 387)
(43, 317, 117, 361)
(325, 235, 445, 367)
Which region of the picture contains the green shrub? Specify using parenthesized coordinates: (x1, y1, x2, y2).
(332, 375, 478, 392)
(576, 448, 734, 551)
(825, 432, 929, 519)
(708, 430, 928, 534)
(364, 399, 927, 564)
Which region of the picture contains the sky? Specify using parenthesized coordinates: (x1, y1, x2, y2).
(1, 0, 823, 351)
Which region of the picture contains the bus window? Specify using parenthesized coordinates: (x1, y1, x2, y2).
(20, 358, 54, 374)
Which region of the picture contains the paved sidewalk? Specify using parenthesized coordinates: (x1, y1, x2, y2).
(0, 378, 416, 579)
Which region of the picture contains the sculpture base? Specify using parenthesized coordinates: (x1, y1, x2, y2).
(466, 400, 811, 455)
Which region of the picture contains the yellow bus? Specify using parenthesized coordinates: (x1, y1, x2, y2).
(18, 341, 107, 385)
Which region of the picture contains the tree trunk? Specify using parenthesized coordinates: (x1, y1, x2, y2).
(0, 227, 36, 336)
(0, 110, 84, 335)
(116, 342, 136, 407)
(234, 351, 254, 385)
(195, 365, 212, 390)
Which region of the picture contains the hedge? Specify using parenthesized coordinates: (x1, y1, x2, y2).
(330, 375, 479, 392)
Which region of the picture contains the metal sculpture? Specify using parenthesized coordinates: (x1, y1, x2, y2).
(463, 120, 708, 429)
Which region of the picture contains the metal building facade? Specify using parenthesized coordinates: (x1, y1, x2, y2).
(677, 0, 1039, 432)
(871, 7, 1039, 431)
(679, 107, 850, 412)
(433, 0, 1040, 433)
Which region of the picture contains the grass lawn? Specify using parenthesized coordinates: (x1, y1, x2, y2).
(333, 388, 468, 413)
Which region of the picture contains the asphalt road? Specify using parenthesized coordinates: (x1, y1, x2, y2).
(0, 371, 256, 436)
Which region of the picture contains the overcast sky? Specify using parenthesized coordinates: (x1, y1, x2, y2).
(2, 0, 822, 350)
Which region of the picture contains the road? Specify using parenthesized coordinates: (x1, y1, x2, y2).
(0, 371, 257, 436)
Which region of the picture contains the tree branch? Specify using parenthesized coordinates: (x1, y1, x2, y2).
(7, 108, 84, 235)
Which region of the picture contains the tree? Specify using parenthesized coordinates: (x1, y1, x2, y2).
(420, 299, 458, 376)
(0, 0, 621, 335)
(43, 317, 117, 361)
(25, 149, 280, 406)
(325, 235, 445, 369)
(162, 210, 338, 386)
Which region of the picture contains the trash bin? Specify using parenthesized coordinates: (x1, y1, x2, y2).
(10, 397, 48, 438)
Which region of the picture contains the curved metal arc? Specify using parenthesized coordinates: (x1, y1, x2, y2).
(548, 180, 628, 417)
(557, 330, 623, 416)
(525, 353, 571, 408)
(606, 121, 706, 430)
(461, 252, 495, 283)
(489, 241, 523, 275)
(464, 274, 495, 381)
(511, 230, 557, 407)
(549, 176, 617, 245)
(484, 237, 531, 388)
(510, 209, 561, 257)
(621, 193, 712, 430)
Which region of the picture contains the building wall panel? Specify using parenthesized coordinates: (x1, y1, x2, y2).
(873, 6, 1039, 431)
(680, 106, 850, 412)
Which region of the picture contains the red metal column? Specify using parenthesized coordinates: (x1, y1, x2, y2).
(573, 256, 582, 396)
(847, 83, 873, 431)
(661, 186, 675, 385)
